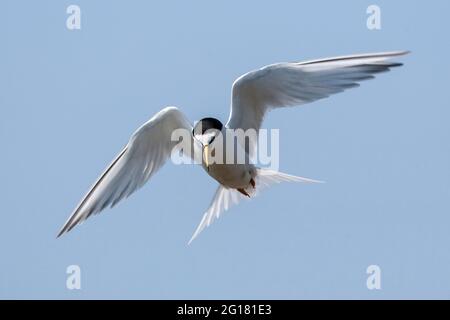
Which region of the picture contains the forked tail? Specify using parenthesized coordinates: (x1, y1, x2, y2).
(188, 168, 323, 244)
(254, 168, 323, 193)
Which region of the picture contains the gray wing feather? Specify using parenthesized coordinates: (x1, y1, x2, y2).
(226, 51, 409, 155)
(57, 106, 195, 237)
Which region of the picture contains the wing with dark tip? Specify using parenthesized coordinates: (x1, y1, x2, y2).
(226, 51, 409, 155)
(57, 106, 198, 237)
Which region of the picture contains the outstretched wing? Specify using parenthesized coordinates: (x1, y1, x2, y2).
(57, 106, 197, 237)
(226, 51, 408, 155)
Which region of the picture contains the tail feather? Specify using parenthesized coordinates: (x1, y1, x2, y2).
(188, 168, 323, 244)
(256, 168, 324, 187)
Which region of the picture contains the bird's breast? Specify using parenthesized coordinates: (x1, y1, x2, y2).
(204, 163, 255, 189)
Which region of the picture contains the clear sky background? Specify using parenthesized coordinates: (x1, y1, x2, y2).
(1, 0, 449, 299)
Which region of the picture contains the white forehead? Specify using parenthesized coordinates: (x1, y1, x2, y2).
(194, 129, 220, 145)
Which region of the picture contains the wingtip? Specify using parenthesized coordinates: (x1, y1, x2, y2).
(56, 220, 75, 238)
(389, 50, 410, 56)
(376, 50, 410, 58)
(187, 231, 199, 246)
(56, 228, 66, 239)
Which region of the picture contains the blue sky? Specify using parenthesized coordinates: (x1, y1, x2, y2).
(1, 0, 449, 299)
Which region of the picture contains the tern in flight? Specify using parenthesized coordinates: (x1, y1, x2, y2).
(57, 51, 408, 243)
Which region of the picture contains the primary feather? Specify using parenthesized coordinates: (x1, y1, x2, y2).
(57, 107, 197, 237)
(227, 51, 409, 156)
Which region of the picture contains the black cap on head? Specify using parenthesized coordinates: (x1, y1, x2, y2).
(193, 117, 223, 137)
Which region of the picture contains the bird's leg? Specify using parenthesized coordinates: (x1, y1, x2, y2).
(237, 188, 250, 198)
(250, 178, 256, 189)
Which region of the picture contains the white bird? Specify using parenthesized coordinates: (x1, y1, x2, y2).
(57, 51, 408, 243)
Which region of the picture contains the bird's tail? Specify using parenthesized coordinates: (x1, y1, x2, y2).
(188, 168, 323, 244)
(252, 168, 324, 196)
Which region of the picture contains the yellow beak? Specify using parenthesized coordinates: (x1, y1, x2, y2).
(203, 144, 210, 168)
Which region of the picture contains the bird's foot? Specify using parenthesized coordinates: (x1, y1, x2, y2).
(250, 178, 256, 189)
(237, 188, 251, 198)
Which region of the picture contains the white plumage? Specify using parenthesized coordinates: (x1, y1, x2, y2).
(58, 51, 408, 242)
(57, 107, 198, 236)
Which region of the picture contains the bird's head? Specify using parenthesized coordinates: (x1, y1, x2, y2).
(193, 117, 223, 169)
(193, 117, 223, 145)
